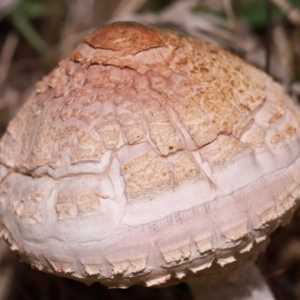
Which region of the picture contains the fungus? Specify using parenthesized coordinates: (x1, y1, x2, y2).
(0, 22, 300, 299)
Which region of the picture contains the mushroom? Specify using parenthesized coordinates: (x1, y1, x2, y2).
(0, 21, 300, 299)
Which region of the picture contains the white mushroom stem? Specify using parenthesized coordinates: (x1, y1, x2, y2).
(187, 263, 275, 300)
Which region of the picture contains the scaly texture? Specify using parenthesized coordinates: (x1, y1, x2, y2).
(0, 22, 300, 287)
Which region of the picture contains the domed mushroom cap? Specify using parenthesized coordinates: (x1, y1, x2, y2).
(0, 22, 300, 287)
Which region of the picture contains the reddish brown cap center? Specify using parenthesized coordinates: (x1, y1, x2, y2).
(84, 21, 165, 55)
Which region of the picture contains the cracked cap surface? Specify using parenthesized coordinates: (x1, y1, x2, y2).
(0, 21, 300, 287)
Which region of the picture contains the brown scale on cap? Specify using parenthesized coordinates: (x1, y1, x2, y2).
(0, 22, 300, 289)
(84, 21, 165, 55)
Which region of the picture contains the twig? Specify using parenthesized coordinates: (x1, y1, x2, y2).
(271, 0, 300, 25)
(110, 0, 147, 20)
(221, 0, 237, 29)
(265, 0, 273, 74)
(0, 32, 19, 87)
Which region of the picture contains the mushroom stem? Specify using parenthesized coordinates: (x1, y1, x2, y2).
(187, 263, 275, 300)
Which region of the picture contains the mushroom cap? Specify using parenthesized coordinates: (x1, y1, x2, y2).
(1, 21, 300, 287)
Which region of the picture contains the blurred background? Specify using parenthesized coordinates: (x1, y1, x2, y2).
(0, 0, 300, 299)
